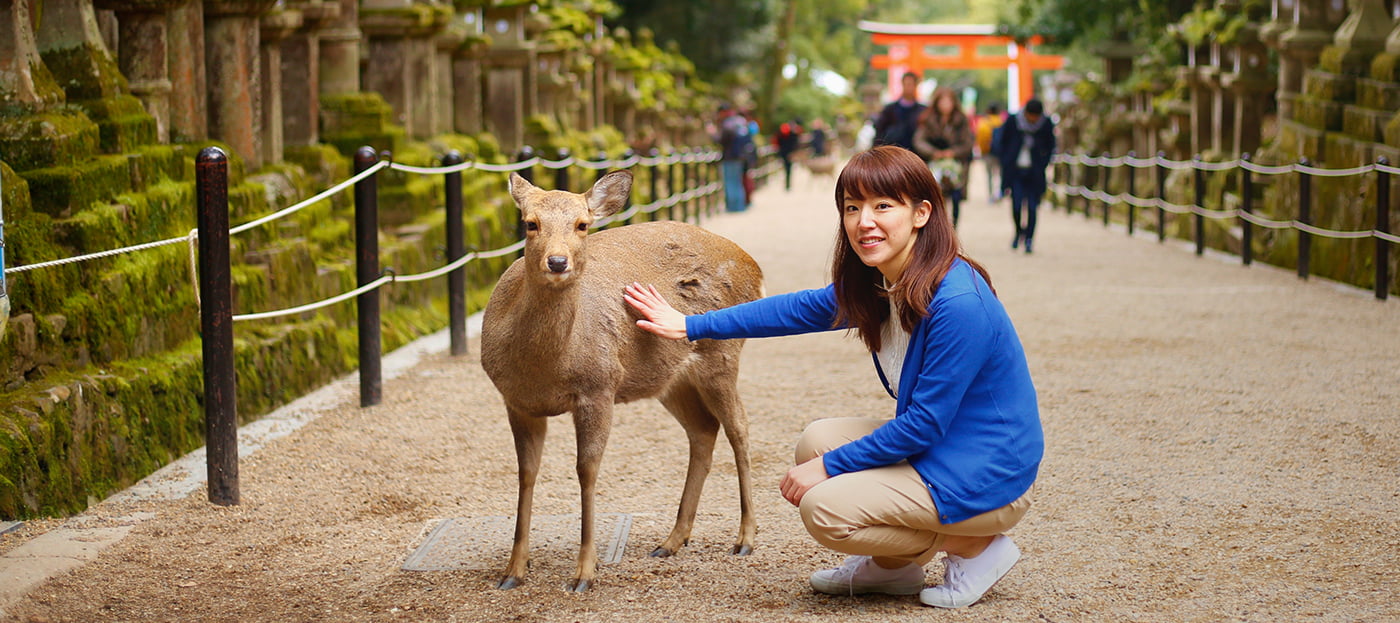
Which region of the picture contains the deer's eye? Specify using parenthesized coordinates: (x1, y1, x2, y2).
(524, 221, 539, 232)
(577, 222, 588, 232)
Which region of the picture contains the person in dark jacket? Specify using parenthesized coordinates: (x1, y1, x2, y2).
(994, 99, 1056, 253)
(624, 146, 1042, 610)
(873, 72, 926, 152)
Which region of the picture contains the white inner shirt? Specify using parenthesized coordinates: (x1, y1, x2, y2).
(876, 297, 911, 397)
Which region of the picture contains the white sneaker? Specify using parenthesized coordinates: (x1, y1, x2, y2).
(809, 555, 925, 596)
(919, 535, 1021, 608)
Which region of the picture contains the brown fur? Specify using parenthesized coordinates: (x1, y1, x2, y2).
(480, 170, 764, 592)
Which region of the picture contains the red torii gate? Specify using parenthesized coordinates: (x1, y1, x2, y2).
(859, 21, 1064, 110)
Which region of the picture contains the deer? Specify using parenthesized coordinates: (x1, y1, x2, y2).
(480, 169, 764, 592)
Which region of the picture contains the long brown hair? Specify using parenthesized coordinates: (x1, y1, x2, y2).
(830, 146, 993, 352)
(919, 86, 969, 127)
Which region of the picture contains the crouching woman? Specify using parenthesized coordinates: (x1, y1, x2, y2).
(624, 145, 1042, 609)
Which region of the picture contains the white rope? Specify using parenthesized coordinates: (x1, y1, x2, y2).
(7, 233, 188, 273)
(187, 229, 200, 307)
(1377, 230, 1400, 244)
(1124, 155, 1156, 168)
(1292, 222, 1380, 239)
(230, 160, 389, 236)
(388, 160, 476, 175)
(1193, 159, 1241, 172)
(1378, 163, 1400, 175)
(1238, 161, 1295, 175)
(1236, 211, 1295, 229)
(232, 275, 393, 322)
(538, 156, 577, 169)
(474, 158, 540, 172)
(1295, 163, 1374, 177)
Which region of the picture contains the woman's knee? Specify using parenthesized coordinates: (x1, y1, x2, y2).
(794, 417, 882, 464)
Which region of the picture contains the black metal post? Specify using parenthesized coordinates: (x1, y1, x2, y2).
(1298, 158, 1312, 279)
(669, 151, 680, 222)
(1156, 153, 1167, 243)
(443, 151, 467, 357)
(1102, 153, 1112, 227)
(195, 146, 239, 506)
(354, 146, 382, 407)
(1079, 157, 1091, 217)
(620, 149, 635, 225)
(554, 148, 572, 192)
(684, 151, 696, 224)
(1126, 152, 1137, 235)
(515, 146, 535, 259)
(1241, 153, 1254, 267)
(648, 148, 660, 224)
(1375, 157, 1390, 300)
(1193, 158, 1205, 256)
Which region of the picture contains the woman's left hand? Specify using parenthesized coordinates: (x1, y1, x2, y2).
(780, 457, 830, 506)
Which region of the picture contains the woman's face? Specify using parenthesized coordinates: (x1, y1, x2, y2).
(936, 94, 956, 116)
(842, 192, 932, 280)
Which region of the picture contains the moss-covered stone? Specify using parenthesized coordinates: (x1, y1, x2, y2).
(39, 43, 129, 102)
(20, 154, 131, 217)
(0, 109, 101, 172)
(72, 95, 157, 154)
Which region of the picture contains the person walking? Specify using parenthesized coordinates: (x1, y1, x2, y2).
(913, 87, 975, 227)
(873, 72, 925, 152)
(712, 104, 752, 212)
(975, 103, 1005, 201)
(624, 146, 1042, 610)
(809, 118, 829, 157)
(994, 99, 1056, 253)
(775, 118, 804, 191)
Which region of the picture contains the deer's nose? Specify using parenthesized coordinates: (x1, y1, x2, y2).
(547, 256, 569, 273)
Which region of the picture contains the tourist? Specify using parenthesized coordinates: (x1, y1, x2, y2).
(994, 99, 1056, 253)
(873, 72, 926, 152)
(913, 87, 975, 227)
(975, 103, 1005, 201)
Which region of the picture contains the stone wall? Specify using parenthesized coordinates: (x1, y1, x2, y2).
(1055, 0, 1400, 295)
(0, 0, 714, 518)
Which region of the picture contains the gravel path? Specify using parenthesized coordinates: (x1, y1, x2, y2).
(3, 163, 1398, 622)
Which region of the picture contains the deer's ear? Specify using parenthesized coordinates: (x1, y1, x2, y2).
(508, 172, 539, 209)
(584, 170, 633, 219)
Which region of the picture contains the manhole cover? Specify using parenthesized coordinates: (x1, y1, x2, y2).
(403, 513, 633, 571)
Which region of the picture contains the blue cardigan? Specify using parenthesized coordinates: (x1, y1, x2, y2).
(686, 259, 1043, 524)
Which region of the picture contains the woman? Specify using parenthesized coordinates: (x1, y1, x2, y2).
(624, 146, 1042, 609)
(912, 87, 975, 227)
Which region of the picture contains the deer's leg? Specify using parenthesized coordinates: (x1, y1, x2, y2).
(654, 384, 720, 558)
(568, 402, 614, 592)
(499, 408, 546, 590)
(698, 374, 756, 556)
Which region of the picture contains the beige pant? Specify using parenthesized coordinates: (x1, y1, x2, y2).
(795, 417, 1031, 566)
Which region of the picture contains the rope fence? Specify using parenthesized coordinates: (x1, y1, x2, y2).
(2, 141, 744, 506)
(1050, 151, 1396, 300)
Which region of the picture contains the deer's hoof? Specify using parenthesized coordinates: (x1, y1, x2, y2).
(565, 578, 592, 593)
(731, 544, 753, 556)
(497, 575, 523, 590)
(648, 546, 675, 558)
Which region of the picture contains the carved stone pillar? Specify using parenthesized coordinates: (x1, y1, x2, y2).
(280, 0, 337, 146)
(433, 22, 465, 136)
(259, 8, 301, 164)
(1261, 0, 1300, 118)
(1208, 40, 1237, 154)
(483, 4, 534, 151)
(318, 0, 359, 95)
(452, 32, 488, 136)
(103, 0, 179, 142)
(1224, 31, 1274, 155)
(166, 0, 206, 141)
(1186, 43, 1214, 156)
(361, 0, 449, 140)
(1324, 0, 1392, 74)
(205, 0, 273, 169)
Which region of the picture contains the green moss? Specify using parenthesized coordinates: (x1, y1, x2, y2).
(20, 154, 131, 216)
(41, 43, 129, 102)
(0, 109, 101, 172)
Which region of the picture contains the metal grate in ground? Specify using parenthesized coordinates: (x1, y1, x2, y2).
(402, 513, 632, 571)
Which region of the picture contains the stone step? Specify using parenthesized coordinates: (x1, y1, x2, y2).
(1292, 97, 1345, 133)
(1356, 77, 1400, 111)
(1341, 105, 1394, 144)
(1302, 70, 1356, 102)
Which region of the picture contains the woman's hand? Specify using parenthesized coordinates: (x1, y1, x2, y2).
(624, 282, 688, 340)
(780, 456, 830, 506)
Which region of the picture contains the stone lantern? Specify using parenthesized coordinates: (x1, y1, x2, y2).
(1208, 32, 1238, 155)
(483, 1, 536, 151)
(1184, 36, 1214, 157)
(360, 0, 451, 139)
(451, 7, 489, 136)
(204, 0, 279, 169)
(1222, 22, 1273, 154)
